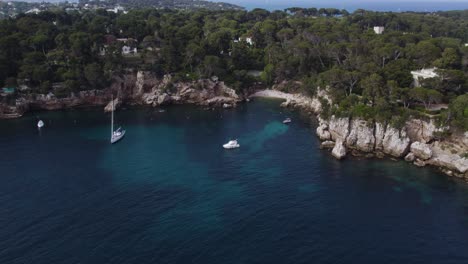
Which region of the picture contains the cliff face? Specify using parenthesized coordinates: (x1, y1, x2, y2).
(315, 112, 468, 180)
(0, 71, 241, 118)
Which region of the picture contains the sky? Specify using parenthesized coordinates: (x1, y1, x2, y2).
(222, 0, 468, 12)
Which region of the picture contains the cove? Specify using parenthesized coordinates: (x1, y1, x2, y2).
(0, 99, 468, 263)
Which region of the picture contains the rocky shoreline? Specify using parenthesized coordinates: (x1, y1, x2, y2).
(250, 89, 468, 182)
(0, 71, 242, 119)
(2, 73, 468, 181)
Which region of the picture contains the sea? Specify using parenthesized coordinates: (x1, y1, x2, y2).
(231, 0, 468, 12)
(1, 99, 468, 263)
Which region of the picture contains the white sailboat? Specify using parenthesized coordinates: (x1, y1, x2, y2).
(110, 95, 125, 144)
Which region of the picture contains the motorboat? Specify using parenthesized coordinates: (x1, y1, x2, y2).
(37, 120, 44, 128)
(283, 118, 292, 124)
(223, 139, 240, 149)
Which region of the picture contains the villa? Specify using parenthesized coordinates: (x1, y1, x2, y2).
(411, 68, 439, 87)
(373, 26, 385, 34)
(99, 36, 138, 55)
(238, 36, 254, 45)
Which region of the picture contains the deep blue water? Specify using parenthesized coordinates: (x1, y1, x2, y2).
(227, 0, 468, 12)
(1, 99, 468, 263)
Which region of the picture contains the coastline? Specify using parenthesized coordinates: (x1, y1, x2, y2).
(2, 74, 467, 182)
(250, 89, 468, 182)
(0, 72, 242, 119)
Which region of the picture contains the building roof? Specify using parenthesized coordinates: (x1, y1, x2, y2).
(411, 68, 439, 79)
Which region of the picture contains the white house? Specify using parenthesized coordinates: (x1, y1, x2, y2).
(106, 5, 126, 14)
(373, 26, 385, 35)
(411, 68, 439, 87)
(116, 38, 138, 55)
(25, 8, 41, 14)
(239, 37, 254, 45)
(99, 37, 138, 56)
(121, 45, 137, 55)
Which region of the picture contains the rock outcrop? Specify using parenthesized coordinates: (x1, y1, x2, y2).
(328, 117, 349, 141)
(138, 76, 240, 108)
(316, 123, 331, 141)
(0, 72, 241, 118)
(313, 115, 467, 180)
(332, 139, 347, 159)
(346, 120, 375, 152)
(406, 119, 446, 143)
(405, 153, 415, 162)
(425, 143, 468, 176)
(104, 97, 121, 112)
(316, 117, 411, 159)
(382, 127, 411, 158)
(320, 141, 335, 149)
(410, 142, 433, 160)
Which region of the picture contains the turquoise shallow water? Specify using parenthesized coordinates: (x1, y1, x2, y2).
(1, 99, 468, 263)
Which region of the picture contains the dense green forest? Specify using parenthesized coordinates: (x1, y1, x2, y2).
(0, 8, 467, 129)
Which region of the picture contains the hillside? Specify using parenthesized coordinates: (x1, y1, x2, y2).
(0, 0, 244, 19)
(79, 0, 245, 11)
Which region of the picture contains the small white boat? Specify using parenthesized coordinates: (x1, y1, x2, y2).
(37, 120, 44, 128)
(223, 139, 240, 149)
(283, 118, 292, 124)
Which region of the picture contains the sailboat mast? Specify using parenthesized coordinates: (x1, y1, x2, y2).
(111, 94, 114, 139)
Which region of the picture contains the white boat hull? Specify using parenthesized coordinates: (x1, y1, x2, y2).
(223, 144, 240, 149)
(223, 140, 240, 149)
(111, 130, 126, 144)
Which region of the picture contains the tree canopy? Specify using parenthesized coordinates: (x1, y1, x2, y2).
(0, 8, 467, 129)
